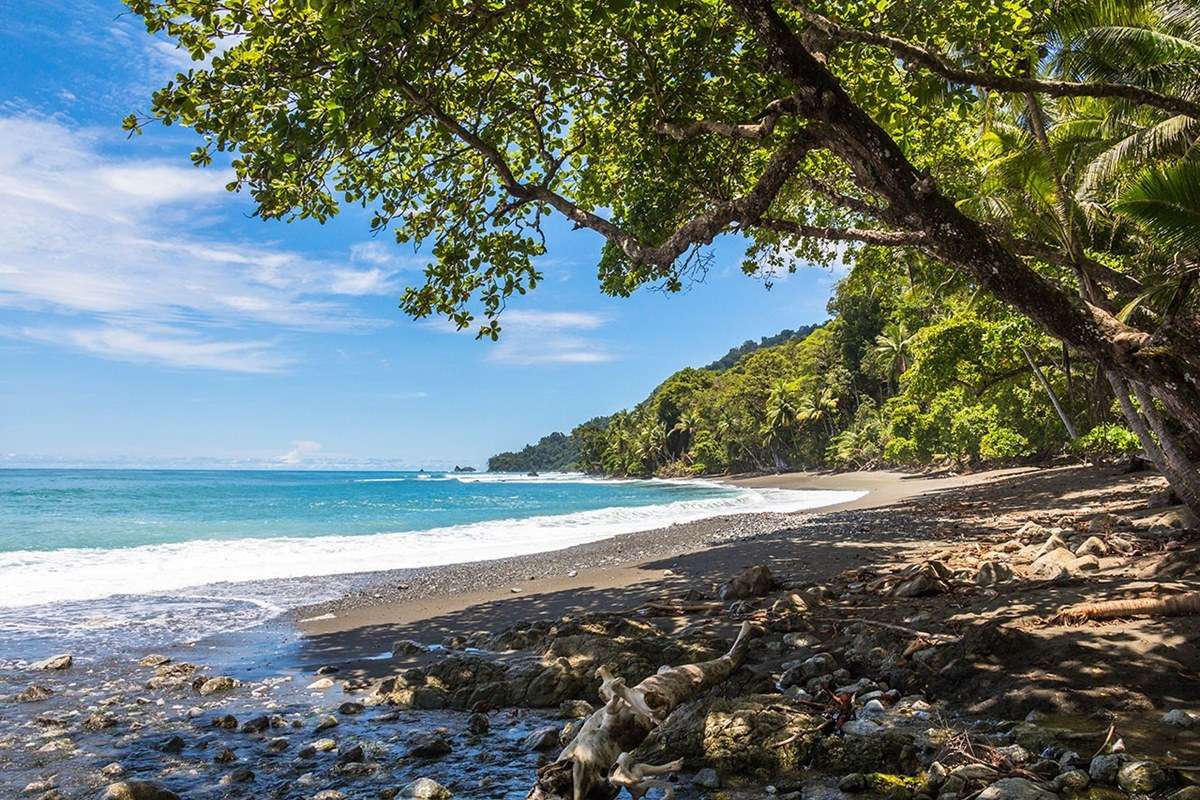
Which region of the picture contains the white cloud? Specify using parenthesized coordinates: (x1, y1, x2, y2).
(18, 323, 292, 374)
(0, 114, 398, 372)
(330, 268, 398, 296)
(488, 309, 615, 365)
(278, 440, 322, 465)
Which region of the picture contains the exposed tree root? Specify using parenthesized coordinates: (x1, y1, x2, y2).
(609, 754, 684, 799)
(1050, 591, 1200, 625)
(526, 622, 756, 800)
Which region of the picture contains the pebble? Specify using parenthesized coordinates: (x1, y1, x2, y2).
(31, 654, 72, 671)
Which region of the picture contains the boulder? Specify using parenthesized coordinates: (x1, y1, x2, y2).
(718, 564, 775, 601)
(466, 712, 489, 735)
(103, 783, 180, 800)
(693, 768, 721, 789)
(524, 725, 561, 751)
(977, 778, 1058, 800)
(15, 685, 53, 702)
(1089, 754, 1124, 785)
(31, 654, 72, 670)
(398, 778, 453, 799)
(197, 676, 239, 696)
(409, 731, 452, 759)
(1117, 760, 1167, 793)
(1162, 709, 1199, 728)
(393, 640, 426, 656)
(974, 562, 1014, 587)
(1075, 537, 1108, 557)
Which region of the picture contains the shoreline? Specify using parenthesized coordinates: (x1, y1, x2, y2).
(289, 467, 1038, 669)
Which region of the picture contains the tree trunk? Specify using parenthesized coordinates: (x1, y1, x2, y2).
(728, 0, 1200, 436)
(1130, 382, 1200, 516)
(1020, 344, 1079, 439)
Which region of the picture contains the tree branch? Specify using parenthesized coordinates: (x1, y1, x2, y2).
(654, 93, 809, 140)
(790, 3, 1200, 120)
(757, 218, 927, 246)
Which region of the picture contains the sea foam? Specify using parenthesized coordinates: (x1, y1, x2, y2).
(0, 483, 862, 608)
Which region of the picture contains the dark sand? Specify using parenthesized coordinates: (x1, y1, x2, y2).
(292, 467, 1038, 673)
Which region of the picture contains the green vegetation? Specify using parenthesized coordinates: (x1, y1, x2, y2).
(125, 0, 1200, 511)
(702, 324, 823, 370)
(487, 431, 580, 473)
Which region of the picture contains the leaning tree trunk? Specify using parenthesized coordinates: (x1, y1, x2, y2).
(526, 621, 755, 800)
(1130, 382, 1200, 515)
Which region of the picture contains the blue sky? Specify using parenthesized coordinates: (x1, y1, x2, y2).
(0, 0, 840, 469)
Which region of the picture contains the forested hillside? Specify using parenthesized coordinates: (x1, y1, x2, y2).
(487, 431, 581, 472)
(701, 323, 823, 370)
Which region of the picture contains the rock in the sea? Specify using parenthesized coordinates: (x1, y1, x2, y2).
(524, 725, 561, 751)
(398, 777, 453, 799)
(409, 731, 452, 759)
(15, 684, 54, 702)
(138, 654, 171, 667)
(240, 714, 270, 734)
(159, 734, 185, 753)
(718, 564, 775, 600)
(338, 701, 364, 715)
(336, 743, 365, 764)
(466, 712, 489, 735)
(315, 714, 339, 732)
(197, 675, 239, 696)
(977, 778, 1058, 800)
(99, 764, 126, 779)
(307, 677, 334, 690)
(558, 699, 594, 719)
(310, 737, 337, 752)
(1117, 760, 1167, 793)
(83, 712, 118, 731)
(103, 782, 180, 800)
(219, 767, 254, 785)
(31, 654, 72, 670)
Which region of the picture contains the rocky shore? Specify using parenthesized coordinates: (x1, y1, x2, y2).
(2, 465, 1197, 800)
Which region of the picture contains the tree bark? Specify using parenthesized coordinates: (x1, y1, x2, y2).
(1130, 382, 1200, 516)
(1021, 344, 1079, 439)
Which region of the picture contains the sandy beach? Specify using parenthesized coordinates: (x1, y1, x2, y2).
(291, 466, 1050, 670)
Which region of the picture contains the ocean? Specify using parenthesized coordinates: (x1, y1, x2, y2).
(0, 469, 861, 660)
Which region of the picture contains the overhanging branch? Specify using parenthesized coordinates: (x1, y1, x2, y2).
(790, 3, 1200, 119)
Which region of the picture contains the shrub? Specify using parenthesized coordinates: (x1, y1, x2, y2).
(883, 436, 918, 465)
(979, 427, 1034, 460)
(1073, 424, 1141, 457)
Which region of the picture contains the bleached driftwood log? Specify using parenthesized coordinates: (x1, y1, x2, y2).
(526, 621, 755, 800)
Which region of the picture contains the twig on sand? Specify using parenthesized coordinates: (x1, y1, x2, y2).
(815, 616, 958, 644)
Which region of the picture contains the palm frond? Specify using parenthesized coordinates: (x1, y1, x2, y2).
(1115, 161, 1200, 250)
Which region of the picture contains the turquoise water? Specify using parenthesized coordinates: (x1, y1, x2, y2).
(0, 469, 730, 552)
(0, 468, 862, 659)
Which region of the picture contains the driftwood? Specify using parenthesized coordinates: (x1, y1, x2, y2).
(609, 753, 684, 799)
(1051, 591, 1200, 625)
(526, 621, 755, 800)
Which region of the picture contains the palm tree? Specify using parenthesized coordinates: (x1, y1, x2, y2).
(872, 323, 914, 392)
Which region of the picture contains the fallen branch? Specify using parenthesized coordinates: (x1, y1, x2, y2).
(815, 616, 958, 644)
(1050, 591, 1200, 625)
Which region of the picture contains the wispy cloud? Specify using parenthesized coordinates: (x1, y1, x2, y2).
(277, 440, 322, 465)
(488, 309, 615, 365)
(0, 114, 399, 372)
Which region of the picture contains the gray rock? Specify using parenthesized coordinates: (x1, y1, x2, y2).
(197, 676, 239, 696)
(1162, 709, 1199, 728)
(409, 731, 452, 759)
(398, 777, 453, 799)
(523, 725, 561, 751)
(1117, 760, 1167, 794)
(218, 767, 254, 785)
(315, 714, 339, 731)
(841, 719, 882, 736)
(1089, 753, 1124, 784)
(800, 653, 838, 679)
(692, 768, 721, 789)
(15, 685, 53, 702)
(467, 712, 489, 735)
(99, 764, 125, 779)
(1053, 770, 1090, 792)
(976, 778, 1058, 800)
(338, 701, 364, 715)
(31, 654, 72, 670)
(102, 782, 180, 800)
(240, 715, 270, 734)
(839, 774, 868, 792)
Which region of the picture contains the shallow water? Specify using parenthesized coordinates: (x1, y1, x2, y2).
(0, 468, 862, 660)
